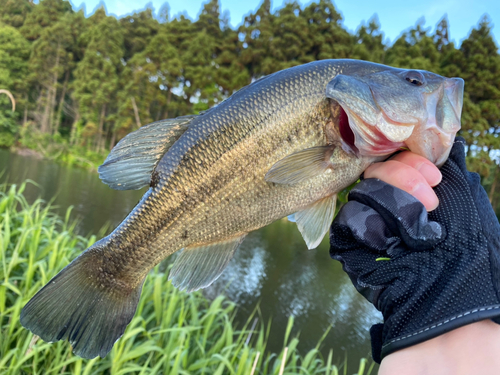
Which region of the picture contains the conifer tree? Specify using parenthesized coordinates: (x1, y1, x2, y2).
(385, 20, 440, 71)
(0, 0, 33, 28)
(0, 23, 30, 144)
(72, 7, 124, 151)
(20, 0, 72, 41)
(352, 15, 385, 62)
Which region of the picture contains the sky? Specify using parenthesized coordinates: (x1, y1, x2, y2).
(67, 0, 500, 47)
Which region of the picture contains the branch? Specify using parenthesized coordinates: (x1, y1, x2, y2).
(0, 89, 15, 112)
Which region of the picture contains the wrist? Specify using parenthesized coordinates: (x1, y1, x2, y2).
(379, 320, 500, 375)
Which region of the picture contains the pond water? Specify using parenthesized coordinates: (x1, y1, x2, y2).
(0, 148, 381, 370)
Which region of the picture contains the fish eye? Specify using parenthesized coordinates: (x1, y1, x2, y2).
(404, 71, 425, 86)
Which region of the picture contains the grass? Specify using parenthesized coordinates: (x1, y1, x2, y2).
(0, 182, 375, 375)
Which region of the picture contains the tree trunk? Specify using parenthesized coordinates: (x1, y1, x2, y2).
(131, 96, 142, 129)
(162, 89, 172, 119)
(70, 110, 80, 146)
(96, 104, 106, 152)
(22, 94, 28, 128)
(109, 125, 117, 150)
(49, 42, 61, 134)
(40, 89, 50, 133)
(489, 169, 498, 204)
(53, 69, 69, 135)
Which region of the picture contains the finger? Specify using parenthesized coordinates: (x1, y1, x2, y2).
(364, 160, 439, 211)
(389, 152, 442, 187)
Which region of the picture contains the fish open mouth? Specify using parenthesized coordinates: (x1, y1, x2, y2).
(330, 100, 359, 155)
(330, 99, 405, 157)
(337, 103, 358, 154)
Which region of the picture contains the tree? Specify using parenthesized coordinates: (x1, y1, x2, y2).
(0, 23, 30, 144)
(20, 0, 72, 41)
(28, 12, 82, 134)
(352, 15, 385, 62)
(72, 7, 124, 151)
(119, 8, 159, 62)
(0, 0, 33, 28)
(385, 19, 440, 71)
(238, 0, 275, 77)
(454, 16, 500, 187)
(114, 27, 182, 146)
(301, 0, 352, 61)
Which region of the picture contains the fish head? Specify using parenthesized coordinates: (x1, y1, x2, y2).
(326, 65, 464, 166)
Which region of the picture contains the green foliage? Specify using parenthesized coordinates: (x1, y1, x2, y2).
(0, 0, 32, 28)
(352, 16, 385, 63)
(0, 183, 375, 374)
(0, 23, 29, 139)
(0, 131, 15, 147)
(16, 124, 107, 169)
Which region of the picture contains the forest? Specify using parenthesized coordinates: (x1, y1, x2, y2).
(0, 0, 499, 212)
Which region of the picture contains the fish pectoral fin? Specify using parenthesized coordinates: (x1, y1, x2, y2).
(287, 214, 296, 222)
(98, 115, 197, 190)
(265, 146, 334, 185)
(168, 234, 247, 292)
(295, 194, 337, 249)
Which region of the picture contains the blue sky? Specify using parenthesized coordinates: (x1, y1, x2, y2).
(68, 0, 500, 47)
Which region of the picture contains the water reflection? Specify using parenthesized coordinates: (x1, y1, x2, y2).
(0, 149, 381, 369)
(205, 221, 382, 366)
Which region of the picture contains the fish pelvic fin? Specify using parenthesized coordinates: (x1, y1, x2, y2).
(265, 146, 334, 185)
(294, 194, 337, 249)
(168, 234, 247, 292)
(20, 248, 144, 359)
(98, 115, 197, 190)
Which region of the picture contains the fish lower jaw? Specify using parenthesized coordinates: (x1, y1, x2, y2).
(403, 123, 456, 167)
(349, 118, 406, 158)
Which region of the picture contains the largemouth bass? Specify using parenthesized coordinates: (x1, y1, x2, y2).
(21, 59, 464, 358)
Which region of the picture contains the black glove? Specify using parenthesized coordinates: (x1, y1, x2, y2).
(330, 137, 500, 363)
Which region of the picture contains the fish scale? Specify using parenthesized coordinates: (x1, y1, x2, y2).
(21, 59, 464, 359)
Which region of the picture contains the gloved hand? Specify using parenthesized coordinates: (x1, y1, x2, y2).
(330, 137, 500, 363)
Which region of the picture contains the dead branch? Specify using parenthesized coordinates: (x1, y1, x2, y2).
(0, 89, 15, 112)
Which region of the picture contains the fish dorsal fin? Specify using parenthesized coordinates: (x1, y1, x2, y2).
(265, 146, 334, 185)
(168, 234, 247, 292)
(295, 195, 337, 249)
(98, 115, 197, 190)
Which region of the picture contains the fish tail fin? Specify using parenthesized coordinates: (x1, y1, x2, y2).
(20, 247, 144, 359)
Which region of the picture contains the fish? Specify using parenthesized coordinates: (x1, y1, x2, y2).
(20, 59, 464, 359)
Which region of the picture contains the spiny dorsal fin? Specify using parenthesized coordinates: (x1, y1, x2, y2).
(168, 234, 247, 292)
(265, 146, 334, 185)
(295, 195, 337, 249)
(98, 115, 197, 190)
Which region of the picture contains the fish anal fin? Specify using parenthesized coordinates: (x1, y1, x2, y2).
(98, 115, 197, 190)
(168, 234, 247, 292)
(265, 146, 334, 185)
(295, 195, 337, 249)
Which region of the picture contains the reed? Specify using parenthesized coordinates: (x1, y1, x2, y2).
(0, 182, 374, 375)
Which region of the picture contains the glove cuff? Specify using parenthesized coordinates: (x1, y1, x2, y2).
(370, 323, 384, 364)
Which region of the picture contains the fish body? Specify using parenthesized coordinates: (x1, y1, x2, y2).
(21, 59, 464, 359)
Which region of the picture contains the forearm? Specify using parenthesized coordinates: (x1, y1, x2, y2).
(379, 320, 500, 375)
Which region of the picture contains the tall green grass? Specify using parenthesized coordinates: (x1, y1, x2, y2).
(0, 182, 375, 375)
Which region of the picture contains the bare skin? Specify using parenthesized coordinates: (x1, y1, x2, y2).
(364, 151, 500, 375)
